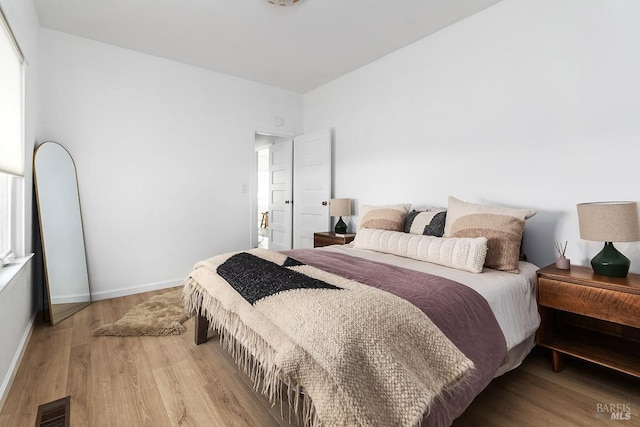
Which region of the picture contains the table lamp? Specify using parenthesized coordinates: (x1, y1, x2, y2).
(577, 201, 640, 277)
(330, 198, 351, 234)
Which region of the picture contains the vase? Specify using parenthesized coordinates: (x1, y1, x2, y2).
(555, 256, 570, 270)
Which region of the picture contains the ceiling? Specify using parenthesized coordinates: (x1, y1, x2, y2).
(34, 0, 501, 93)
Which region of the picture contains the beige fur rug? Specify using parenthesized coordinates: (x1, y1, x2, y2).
(93, 288, 189, 336)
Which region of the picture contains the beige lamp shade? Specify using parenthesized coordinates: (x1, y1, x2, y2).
(577, 201, 640, 242)
(330, 198, 351, 217)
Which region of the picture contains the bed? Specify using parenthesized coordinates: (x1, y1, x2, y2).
(183, 198, 540, 426)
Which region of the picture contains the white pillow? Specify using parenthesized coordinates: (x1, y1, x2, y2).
(353, 228, 488, 273)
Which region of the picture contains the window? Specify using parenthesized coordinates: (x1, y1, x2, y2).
(0, 6, 25, 266)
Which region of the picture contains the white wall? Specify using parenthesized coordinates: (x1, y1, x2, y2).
(304, 0, 640, 271)
(0, 0, 39, 410)
(0, 262, 35, 410)
(38, 29, 303, 299)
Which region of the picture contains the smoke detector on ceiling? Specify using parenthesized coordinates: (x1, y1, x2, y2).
(268, 0, 301, 6)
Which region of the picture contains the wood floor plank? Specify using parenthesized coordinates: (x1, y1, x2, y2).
(140, 332, 192, 370)
(200, 360, 286, 427)
(90, 338, 120, 426)
(152, 358, 266, 427)
(66, 342, 95, 425)
(0, 321, 72, 427)
(477, 371, 598, 426)
(455, 348, 640, 426)
(520, 351, 640, 417)
(182, 321, 288, 426)
(152, 360, 222, 427)
(69, 298, 103, 348)
(103, 336, 172, 427)
(3, 289, 640, 427)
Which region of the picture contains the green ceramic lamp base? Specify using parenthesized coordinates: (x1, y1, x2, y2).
(591, 242, 630, 277)
(334, 216, 347, 234)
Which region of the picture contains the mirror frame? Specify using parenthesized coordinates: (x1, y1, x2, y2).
(34, 141, 91, 325)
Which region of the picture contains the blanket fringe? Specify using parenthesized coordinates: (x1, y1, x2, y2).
(182, 278, 319, 427)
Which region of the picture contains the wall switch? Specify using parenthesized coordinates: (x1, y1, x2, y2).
(241, 183, 248, 193)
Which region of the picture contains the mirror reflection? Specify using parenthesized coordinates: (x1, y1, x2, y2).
(34, 141, 91, 325)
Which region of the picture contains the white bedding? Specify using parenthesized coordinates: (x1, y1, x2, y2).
(321, 244, 541, 373)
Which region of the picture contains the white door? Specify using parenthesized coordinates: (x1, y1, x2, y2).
(268, 140, 293, 251)
(293, 129, 332, 249)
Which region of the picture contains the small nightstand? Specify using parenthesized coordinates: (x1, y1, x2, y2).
(313, 232, 356, 248)
(536, 264, 640, 378)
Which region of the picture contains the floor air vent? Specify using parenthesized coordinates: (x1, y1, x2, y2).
(35, 395, 70, 427)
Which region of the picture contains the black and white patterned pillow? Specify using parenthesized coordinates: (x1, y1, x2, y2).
(403, 210, 447, 236)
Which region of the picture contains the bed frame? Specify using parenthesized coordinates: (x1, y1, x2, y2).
(195, 313, 210, 344)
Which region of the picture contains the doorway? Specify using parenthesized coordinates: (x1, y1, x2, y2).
(251, 129, 333, 250)
(253, 132, 292, 249)
(256, 147, 269, 248)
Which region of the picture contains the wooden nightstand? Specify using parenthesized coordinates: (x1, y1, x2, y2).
(536, 264, 640, 378)
(313, 232, 356, 248)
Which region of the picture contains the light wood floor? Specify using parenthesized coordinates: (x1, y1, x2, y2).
(1, 288, 639, 426)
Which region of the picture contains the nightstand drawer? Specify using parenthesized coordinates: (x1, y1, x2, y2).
(313, 232, 356, 248)
(538, 278, 640, 328)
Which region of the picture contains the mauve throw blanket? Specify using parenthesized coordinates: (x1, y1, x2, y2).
(282, 249, 507, 426)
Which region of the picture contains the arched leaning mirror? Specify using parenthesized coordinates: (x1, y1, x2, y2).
(34, 141, 91, 325)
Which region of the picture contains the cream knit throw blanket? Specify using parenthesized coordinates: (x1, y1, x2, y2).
(183, 248, 474, 426)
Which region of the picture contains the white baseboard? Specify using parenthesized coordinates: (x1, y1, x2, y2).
(0, 311, 36, 413)
(90, 278, 184, 301)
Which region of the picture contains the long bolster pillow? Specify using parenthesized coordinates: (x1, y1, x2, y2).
(353, 228, 488, 273)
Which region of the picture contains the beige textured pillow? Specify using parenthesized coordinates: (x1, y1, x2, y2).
(353, 228, 488, 273)
(359, 203, 411, 231)
(444, 196, 536, 273)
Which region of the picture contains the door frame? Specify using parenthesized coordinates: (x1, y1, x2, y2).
(249, 129, 298, 249)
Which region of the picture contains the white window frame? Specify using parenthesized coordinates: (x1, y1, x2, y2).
(0, 175, 10, 262)
(0, 174, 13, 263)
(0, 5, 26, 270)
(0, 175, 24, 264)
